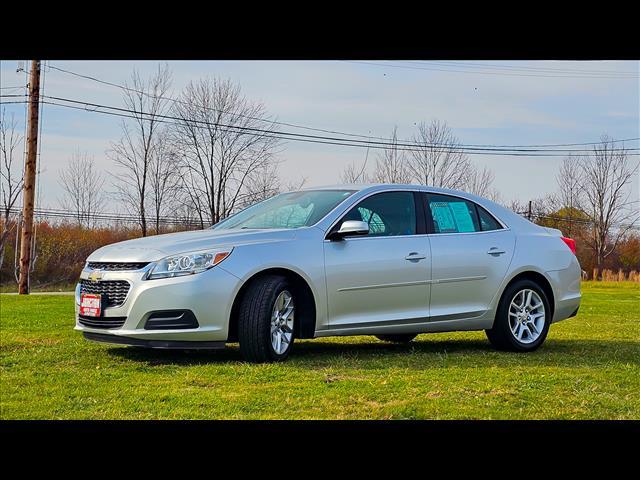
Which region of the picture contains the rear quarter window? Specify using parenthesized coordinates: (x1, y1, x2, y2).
(477, 205, 503, 231)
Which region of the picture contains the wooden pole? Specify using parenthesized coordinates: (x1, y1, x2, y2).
(18, 60, 41, 294)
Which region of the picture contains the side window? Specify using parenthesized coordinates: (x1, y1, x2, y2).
(477, 205, 503, 231)
(357, 207, 386, 234)
(427, 194, 480, 233)
(342, 192, 417, 237)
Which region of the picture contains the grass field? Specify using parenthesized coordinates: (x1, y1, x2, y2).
(0, 283, 76, 293)
(1, 281, 638, 419)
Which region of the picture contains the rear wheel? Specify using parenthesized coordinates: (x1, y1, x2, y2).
(238, 275, 295, 363)
(486, 279, 551, 352)
(375, 334, 417, 344)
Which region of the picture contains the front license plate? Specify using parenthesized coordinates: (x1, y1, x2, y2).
(80, 293, 102, 317)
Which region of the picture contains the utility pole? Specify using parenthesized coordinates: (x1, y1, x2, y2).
(18, 60, 41, 294)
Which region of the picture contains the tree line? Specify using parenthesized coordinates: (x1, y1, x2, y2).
(340, 120, 498, 201)
(61, 64, 299, 236)
(339, 123, 639, 278)
(1, 64, 638, 284)
(514, 138, 639, 277)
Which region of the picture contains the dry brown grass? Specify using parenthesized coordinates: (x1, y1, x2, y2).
(594, 269, 640, 282)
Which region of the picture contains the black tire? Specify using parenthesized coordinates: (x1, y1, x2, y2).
(238, 275, 295, 363)
(485, 279, 551, 352)
(375, 334, 417, 344)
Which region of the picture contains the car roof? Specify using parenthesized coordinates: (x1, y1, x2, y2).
(299, 183, 544, 234)
(300, 183, 479, 198)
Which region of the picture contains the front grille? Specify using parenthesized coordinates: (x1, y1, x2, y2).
(87, 262, 149, 271)
(79, 315, 127, 329)
(80, 279, 131, 308)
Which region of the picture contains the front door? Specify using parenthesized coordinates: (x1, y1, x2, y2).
(324, 191, 432, 329)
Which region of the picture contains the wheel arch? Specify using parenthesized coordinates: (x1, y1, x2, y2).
(497, 270, 555, 322)
(227, 267, 317, 342)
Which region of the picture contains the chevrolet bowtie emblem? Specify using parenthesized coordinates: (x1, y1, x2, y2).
(88, 269, 104, 282)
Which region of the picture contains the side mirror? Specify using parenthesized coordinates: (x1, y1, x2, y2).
(328, 220, 370, 241)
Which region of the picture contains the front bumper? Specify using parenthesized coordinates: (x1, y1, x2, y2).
(75, 265, 242, 343)
(83, 331, 225, 349)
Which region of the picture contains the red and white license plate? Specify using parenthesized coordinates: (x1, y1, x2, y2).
(80, 293, 102, 317)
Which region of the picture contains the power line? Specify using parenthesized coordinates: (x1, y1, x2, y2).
(346, 60, 640, 79)
(403, 60, 640, 77)
(7, 207, 203, 226)
(38, 95, 640, 157)
(47, 64, 640, 149)
(47, 64, 394, 143)
(5, 93, 640, 157)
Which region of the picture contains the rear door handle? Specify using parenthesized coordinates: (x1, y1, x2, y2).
(487, 247, 506, 256)
(405, 252, 427, 261)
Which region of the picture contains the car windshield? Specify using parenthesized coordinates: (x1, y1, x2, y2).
(212, 190, 356, 230)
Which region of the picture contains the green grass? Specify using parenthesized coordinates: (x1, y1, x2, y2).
(1, 281, 638, 419)
(0, 282, 76, 293)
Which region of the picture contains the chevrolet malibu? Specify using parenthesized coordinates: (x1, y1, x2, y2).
(76, 184, 581, 362)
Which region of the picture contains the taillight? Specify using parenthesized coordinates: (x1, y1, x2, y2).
(561, 236, 576, 255)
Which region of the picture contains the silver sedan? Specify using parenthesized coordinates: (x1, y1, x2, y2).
(75, 184, 581, 362)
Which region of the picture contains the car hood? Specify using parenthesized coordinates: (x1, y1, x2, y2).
(87, 228, 297, 262)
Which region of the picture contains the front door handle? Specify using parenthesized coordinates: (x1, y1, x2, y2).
(405, 252, 427, 261)
(487, 247, 506, 256)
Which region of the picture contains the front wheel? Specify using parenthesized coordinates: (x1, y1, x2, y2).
(485, 279, 551, 352)
(238, 275, 295, 363)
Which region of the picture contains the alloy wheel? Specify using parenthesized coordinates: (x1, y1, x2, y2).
(271, 290, 294, 354)
(508, 289, 546, 344)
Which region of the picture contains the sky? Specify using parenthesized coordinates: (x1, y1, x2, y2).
(1, 60, 638, 213)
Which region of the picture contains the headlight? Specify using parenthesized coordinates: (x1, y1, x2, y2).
(145, 248, 233, 280)
(75, 283, 82, 305)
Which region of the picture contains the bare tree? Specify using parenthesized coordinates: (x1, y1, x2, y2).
(544, 154, 588, 237)
(556, 154, 584, 211)
(170, 179, 206, 230)
(234, 163, 307, 211)
(505, 196, 551, 220)
(407, 120, 471, 189)
(234, 162, 282, 210)
(59, 151, 106, 228)
(340, 161, 368, 184)
(0, 108, 24, 268)
(370, 126, 411, 184)
(174, 167, 208, 229)
(109, 63, 172, 236)
(464, 165, 495, 198)
(148, 129, 179, 234)
(170, 77, 281, 225)
(579, 136, 639, 274)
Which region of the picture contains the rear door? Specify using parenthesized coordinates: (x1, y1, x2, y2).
(424, 193, 515, 321)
